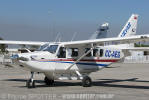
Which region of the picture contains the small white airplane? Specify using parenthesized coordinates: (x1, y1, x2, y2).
(0, 14, 149, 88)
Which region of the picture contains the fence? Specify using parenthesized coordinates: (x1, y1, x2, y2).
(124, 56, 149, 63)
(0, 54, 12, 64)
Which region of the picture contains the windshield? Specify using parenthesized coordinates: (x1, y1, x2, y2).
(42, 45, 58, 53)
(38, 43, 49, 51)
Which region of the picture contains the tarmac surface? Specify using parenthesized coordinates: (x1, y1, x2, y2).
(0, 63, 149, 100)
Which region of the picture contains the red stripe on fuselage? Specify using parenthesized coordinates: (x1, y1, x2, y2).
(38, 59, 119, 62)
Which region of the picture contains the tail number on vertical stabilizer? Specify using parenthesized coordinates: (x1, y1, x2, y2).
(121, 22, 131, 37)
(105, 50, 120, 58)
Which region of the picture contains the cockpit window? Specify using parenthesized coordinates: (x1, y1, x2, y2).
(38, 44, 49, 51)
(42, 45, 58, 53)
(58, 47, 66, 58)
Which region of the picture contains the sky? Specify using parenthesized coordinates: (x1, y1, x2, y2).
(0, 0, 149, 42)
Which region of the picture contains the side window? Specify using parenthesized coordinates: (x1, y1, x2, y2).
(71, 48, 78, 57)
(58, 47, 66, 58)
(93, 49, 98, 57)
(85, 48, 92, 57)
(100, 49, 103, 57)
(67, 48, 78, 57)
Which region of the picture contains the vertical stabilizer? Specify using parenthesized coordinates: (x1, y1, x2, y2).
(118, 14, 138, 37)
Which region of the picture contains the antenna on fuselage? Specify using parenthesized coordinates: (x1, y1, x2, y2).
(58, 37, 61, 42)
(54, 32, 61, 43)
(71, 32, 77, 41)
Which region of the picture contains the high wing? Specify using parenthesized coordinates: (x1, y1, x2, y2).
(120, 47, 149, 51)
(0, 40, 49, 46)
(0, 35, 149, 47)
(62, 35, 149, 47)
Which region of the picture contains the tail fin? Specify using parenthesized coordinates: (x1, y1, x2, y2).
(118, 14, 138, 37)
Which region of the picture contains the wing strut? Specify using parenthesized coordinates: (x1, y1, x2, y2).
(66, 43, 95, 70)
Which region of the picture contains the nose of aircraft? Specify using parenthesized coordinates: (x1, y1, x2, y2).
(10, 51, 53, 72)
(11, 54, 19, 59)
(11, 54, 29, 61)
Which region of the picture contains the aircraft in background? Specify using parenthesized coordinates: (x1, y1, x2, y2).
(90, 22, 109, 39)
(0, 14, 149, 88)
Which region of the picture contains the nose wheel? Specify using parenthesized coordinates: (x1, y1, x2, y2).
(26, 72, 35, 88)
(82, 76, 92, 87)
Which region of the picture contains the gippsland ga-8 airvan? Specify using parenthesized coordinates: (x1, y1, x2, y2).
(1, 14, 149, 88)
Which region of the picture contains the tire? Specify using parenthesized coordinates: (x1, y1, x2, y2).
(82, 76, 92, 87)
(26, 80, 31, 88)
(44, 77, 54, 86)
(32, 80, 35, 88)
(26, 79, 35, 88)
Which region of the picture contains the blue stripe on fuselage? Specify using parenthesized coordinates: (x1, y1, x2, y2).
(37, 60, 109, 67)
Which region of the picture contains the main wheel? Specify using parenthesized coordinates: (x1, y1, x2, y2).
(32, 80, 35, 88)
(26, 79, 35, 88)
(44, 77, 54, 86)
(82, 76, 92, 87)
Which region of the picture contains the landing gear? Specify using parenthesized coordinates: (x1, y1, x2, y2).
(26, 72, 35, 88)
(82, 76, 92, 87)
(44, 77, 54, 86)
(75, 71, 92, 87)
